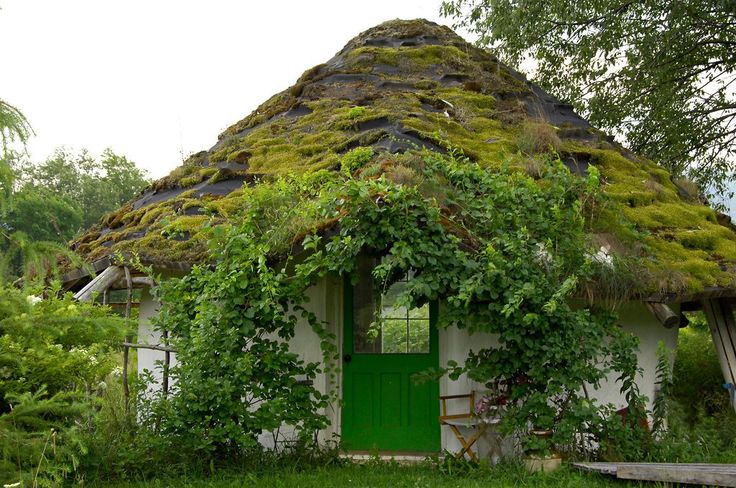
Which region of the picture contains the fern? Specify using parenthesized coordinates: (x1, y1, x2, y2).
(0, 99, 32, 156)
(0, 390, 88, 486)
(0, 230, 90, 285)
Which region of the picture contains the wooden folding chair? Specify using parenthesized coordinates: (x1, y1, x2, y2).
(439, 392, 487, 462)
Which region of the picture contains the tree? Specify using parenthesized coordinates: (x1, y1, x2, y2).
(0, 99, 32, 211)
(0, 99, 32, 159)
(0, 285, 128, 485)
(4, 186, 83, 243)
(441, 0, 736, 200)
(20, 147, 150, 228)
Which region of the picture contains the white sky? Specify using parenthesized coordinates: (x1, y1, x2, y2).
(0, 1, 471, 179)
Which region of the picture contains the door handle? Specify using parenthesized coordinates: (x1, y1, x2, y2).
(343, 354, 352, 363)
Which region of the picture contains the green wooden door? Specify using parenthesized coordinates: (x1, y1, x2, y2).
(341, 260, 440, 453)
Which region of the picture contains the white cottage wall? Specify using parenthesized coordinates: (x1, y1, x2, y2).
(135, 275, 343, 448)
(138, 280, 678, 456)
(137, 286, 173, 389)
(590, 301, 680, 411)
(437, 301, 679, 455)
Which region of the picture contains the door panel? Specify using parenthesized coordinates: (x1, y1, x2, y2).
(341, 262, 440, 453)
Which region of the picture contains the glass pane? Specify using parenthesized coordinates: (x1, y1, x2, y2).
(408, 303, 429, 321)
(353, 256, 381, 353)
(382, 318, 409, 353)
(407, 320, 430, 353)
(352, 255, 431, 354)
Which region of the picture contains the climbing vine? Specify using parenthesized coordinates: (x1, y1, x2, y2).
(150, 146, 639, 456)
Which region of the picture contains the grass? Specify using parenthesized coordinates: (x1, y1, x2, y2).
(93, 462, 652, 487)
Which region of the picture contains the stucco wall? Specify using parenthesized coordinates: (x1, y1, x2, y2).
(137, 287, 174, 390)
(138, 285, 678, 455)
(136, 275, 343, 447)
(438, 301, 680, 455)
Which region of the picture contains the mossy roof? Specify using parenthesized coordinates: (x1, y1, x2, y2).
(69, 19, 736, 299)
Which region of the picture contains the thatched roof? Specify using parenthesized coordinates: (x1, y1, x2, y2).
(69, 19, 736, 297)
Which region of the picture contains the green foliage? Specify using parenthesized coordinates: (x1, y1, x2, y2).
(147, 210, 333, 456)
(441, 0, 736, 201)
(647, 404, 736, 463)
(340, 146, 374, 174)
(672, 314, 730, 417)
(0, 147, 147, 283)
(346, 106, 366, 120)
(84, 461, 628, 487)
(0, 390, 88, 487)
(0, 99, 32, 159)
(4, 186, 83, 243)
(0, 230, 87, 285)
(593, 327, 736, 463)
(147, 146, 639, 460)
(0, 285, 130, 486)
(19, 147, 150, 228)
(0, 98, 31, 218)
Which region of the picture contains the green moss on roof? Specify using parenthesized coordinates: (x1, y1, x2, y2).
(68, 19, 736, 298)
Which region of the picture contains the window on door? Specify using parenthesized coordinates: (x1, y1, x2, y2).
(352, 256, 431, 354)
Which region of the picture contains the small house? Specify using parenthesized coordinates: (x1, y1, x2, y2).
(63, 19, 736, 455)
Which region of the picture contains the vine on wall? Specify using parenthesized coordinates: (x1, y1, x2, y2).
(149, 146, 641, 456)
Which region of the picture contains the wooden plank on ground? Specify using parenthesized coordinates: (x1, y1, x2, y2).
(572, 462, 618, 475)
(572, 462, 736, 487)
(616, 464, 736, 487)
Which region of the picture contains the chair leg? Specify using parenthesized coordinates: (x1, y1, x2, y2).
(459, 428, 485, 462)
(449, 425, 480, 462)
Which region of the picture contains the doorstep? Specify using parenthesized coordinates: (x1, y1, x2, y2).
(340, 451, 437, 464)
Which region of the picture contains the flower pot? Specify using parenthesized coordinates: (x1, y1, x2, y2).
(523, 453, 562, 473)
(523, 428, 561, 473)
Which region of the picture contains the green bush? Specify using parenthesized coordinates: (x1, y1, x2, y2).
(672, 314, 729, 418)
(340, 146, 374, 173)
(0, 285, 129, 486)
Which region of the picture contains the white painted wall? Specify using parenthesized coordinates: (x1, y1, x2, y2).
(590, 302, 680, 411)
(437, 301, 680, 457)
(137, 286, 175, 391)
(138, 282, 678, 457)
(136, 275, 343, 448)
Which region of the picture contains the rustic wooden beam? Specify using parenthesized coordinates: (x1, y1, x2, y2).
(109, 276, 155, 289)
(574, 462, 736, 486)
(73, 266, 124, 302)
(645, 302, 679, 328)
(122, 342, 177, 353)
(122, 267, 133, 416)
(703, 299, 736, 413)
(162, 329, 170, 397)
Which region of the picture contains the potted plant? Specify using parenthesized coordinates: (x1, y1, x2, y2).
(522, 428, 562, 473)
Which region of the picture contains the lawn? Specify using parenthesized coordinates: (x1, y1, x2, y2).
(94, 462, 650, 487)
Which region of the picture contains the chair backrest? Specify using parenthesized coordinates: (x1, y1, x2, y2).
(439, 392, 475, 421)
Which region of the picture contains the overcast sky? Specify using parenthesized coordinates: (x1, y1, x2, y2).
(0, 1, 472, 179)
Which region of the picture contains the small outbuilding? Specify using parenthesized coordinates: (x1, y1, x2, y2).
(64, 19, 736, 455)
